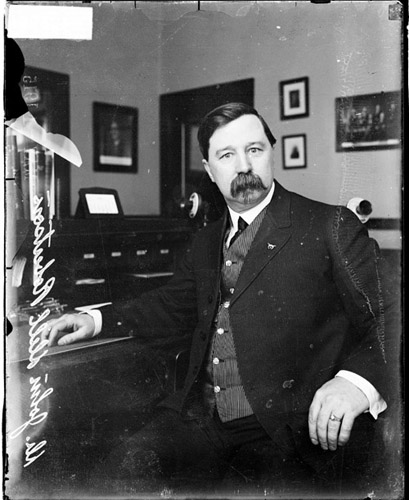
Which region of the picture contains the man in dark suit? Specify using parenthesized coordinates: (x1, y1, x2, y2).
(45, 103, 397, 495)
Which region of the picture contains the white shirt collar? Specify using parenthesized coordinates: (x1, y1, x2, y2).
(227, 181, 275, 231)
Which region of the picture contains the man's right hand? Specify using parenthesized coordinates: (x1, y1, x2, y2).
(41, 313, 96, 346)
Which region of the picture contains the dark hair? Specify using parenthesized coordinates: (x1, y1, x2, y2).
(197, 102, 277, 161)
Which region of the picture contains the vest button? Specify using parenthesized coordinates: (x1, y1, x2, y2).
(213, 357, 220, 365)
(229, 288, 235, 294)
(214, 385, 221, 393)
(223, 301, 230, 308)
(217, 328, 224, 335)
(225, 260, 232, 267)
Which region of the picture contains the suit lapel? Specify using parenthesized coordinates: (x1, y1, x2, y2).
(231, 182, 292, 304)
(208, 214, 228, 265)
(202, 214, 227, 290)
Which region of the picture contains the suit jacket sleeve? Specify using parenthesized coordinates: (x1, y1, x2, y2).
(100, 234, 199, 349)
(328, 205, 399, 401)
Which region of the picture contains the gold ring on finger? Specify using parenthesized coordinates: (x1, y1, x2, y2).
(330, 413, 342, 422)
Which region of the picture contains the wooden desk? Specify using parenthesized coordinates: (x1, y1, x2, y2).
(6, 319, 186, 495)
(8, 321, 142, 369)
(6, 216, 195, 496)
(13, 217, 194, 308)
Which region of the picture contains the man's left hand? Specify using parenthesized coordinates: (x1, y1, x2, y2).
(308, 377, 369, 451)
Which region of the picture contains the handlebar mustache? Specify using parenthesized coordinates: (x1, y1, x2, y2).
(231, 172, 268, 197)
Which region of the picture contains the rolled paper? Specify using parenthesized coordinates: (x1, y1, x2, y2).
(5, 112, 82, 167)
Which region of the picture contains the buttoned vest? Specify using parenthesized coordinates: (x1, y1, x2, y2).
(202, 208, 268, 422)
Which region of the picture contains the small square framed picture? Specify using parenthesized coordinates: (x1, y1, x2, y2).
(282, 134, 307, 169)
(279, 77, 309, 120)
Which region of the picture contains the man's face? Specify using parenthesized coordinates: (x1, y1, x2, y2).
(110, 122, 120, 141)
(203, 114, 275, 213)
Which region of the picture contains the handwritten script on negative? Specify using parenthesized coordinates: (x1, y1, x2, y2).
(9, 194, 56, 467)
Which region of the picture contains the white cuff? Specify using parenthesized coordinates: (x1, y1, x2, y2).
(336, 370, 387, 419)
(79, 309, 102, 337)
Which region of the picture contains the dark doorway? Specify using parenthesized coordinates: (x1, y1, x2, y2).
(160, 79, 254, 221)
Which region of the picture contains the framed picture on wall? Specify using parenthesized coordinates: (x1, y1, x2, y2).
(279, 77, 309, 120)
(93, 102, 138, 173)
(282, 134, 307, 169)
(335, 90, 401, 152)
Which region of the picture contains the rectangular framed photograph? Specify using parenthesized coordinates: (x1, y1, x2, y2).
(279, 77, 309, 119)
(282, 134, 307, 169)
(335, 90, 401, 152)
(93, 102, 138, 172)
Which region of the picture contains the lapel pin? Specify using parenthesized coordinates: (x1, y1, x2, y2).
(267, 243, 276, 250)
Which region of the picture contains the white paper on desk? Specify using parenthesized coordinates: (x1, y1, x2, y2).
(5, 111, 82, 167)
(127, 272, 174, 279)
(75, 302, 112, 312)
(75, 278, 106, 285)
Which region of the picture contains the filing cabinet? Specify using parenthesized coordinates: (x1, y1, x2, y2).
(13, 217, 194, 309)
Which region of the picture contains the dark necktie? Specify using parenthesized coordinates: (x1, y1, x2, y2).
(229, 217, 248, 247)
